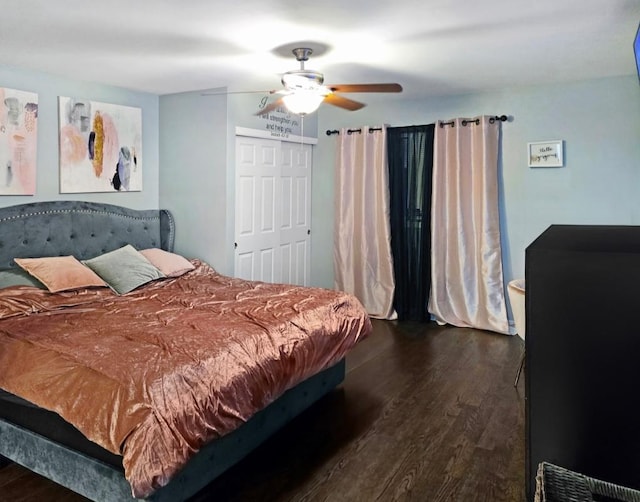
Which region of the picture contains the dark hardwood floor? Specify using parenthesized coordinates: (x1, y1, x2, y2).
(0, 320, 525, 502)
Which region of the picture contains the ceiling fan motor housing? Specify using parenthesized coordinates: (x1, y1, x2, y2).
(281, 69, 325, 91)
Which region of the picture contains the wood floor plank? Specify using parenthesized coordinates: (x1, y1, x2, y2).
(0, 320, 525, 502)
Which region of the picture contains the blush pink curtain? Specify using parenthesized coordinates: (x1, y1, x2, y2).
(334, 126, 396, 320)
(427, 116, 510, 334)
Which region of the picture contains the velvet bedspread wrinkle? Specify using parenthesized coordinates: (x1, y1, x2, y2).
(334, 125, 396, 320)
(0, 261, 371, 498)
(428, 116, 510, 334)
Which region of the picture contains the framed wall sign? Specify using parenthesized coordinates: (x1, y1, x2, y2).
(527, 140, 564, 167)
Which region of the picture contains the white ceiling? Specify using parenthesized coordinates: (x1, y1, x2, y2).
(1, 0, 639, 99)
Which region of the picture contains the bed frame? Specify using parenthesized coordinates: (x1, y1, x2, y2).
(0, 200, 345, 501)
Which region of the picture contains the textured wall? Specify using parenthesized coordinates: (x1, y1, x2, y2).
(313, 76, 640, 289)
(0, 64, 159, 210)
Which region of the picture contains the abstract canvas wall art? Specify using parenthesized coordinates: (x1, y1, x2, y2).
(59, 97, 142, 193)
(0, 87, 38, 195)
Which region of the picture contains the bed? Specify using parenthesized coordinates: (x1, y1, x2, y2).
(0, 200, 371, 501)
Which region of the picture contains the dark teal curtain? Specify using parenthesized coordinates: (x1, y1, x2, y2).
(387, 125, 435, 321)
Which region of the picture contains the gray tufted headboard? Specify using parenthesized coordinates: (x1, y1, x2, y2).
(0, 200, 175, 269)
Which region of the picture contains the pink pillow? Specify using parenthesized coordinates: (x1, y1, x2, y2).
(14, 256, 107, 293)
(140, 248, 195, 278)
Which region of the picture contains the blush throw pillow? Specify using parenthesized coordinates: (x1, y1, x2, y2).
(140, 248, 195, 278)
(14, 256, 107, 293)
(83, 244, 165, 295)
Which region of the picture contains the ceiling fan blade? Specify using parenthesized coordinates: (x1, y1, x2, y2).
(323, 93, 366, 111)
(255, 97, 285, 116)
(326, 83, 403, 93)
(201, 89, 277, 96)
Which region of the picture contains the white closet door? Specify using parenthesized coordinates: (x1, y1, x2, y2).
(279, 141, 311, 286)
(235, 135, 311, 285)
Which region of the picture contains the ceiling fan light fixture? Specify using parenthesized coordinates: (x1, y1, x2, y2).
(254, 45, 402, 117)
(282, 91, 325, 115)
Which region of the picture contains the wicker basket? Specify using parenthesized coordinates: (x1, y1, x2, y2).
(535, 462, 640, 502)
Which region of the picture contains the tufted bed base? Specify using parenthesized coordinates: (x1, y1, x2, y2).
(0, 361, 345, 501)
(0, 200, 346, 501)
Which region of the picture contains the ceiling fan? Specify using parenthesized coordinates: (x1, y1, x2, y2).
(258, 47, 402, 116)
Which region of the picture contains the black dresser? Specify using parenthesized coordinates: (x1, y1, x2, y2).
(526, 225, 640, 500)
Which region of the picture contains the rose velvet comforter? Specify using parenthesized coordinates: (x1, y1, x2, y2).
(0, 261, 371, 498)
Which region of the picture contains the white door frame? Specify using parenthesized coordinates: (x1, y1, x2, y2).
(235, 127, 318, 146)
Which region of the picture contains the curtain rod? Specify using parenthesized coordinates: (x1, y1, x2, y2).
(326, 127, 383, 136)
(326, 115, 509, 135)
(439, 115, 508, 128)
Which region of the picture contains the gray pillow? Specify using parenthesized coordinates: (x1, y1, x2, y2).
(83, 244, 164, 295)
(0, 267, 46, 289)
